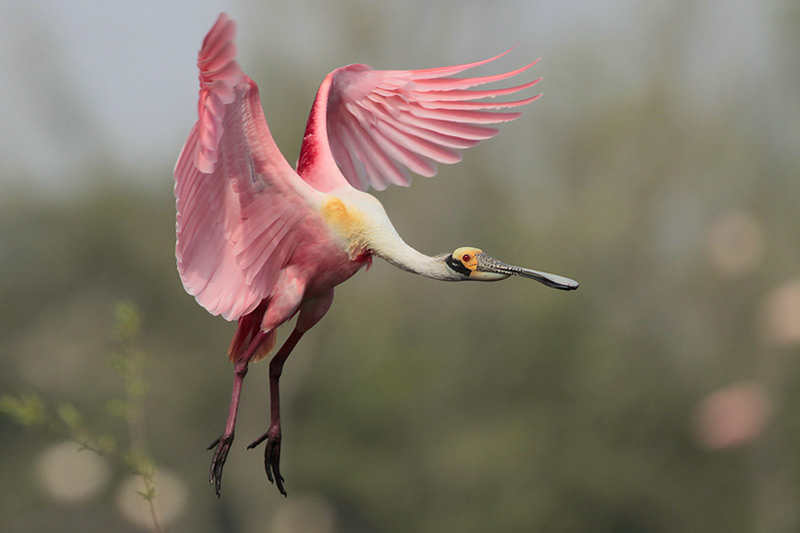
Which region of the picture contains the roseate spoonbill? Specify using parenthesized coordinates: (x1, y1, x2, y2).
(175, 13, 578, 497)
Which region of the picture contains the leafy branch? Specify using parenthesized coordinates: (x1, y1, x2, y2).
(0, 301, 163, 533)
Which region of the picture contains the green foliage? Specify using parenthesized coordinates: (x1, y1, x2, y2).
(0, 393, 47, 426)
(1, 301, 162, 533)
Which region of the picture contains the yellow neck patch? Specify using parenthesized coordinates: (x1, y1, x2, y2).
(321, 197, 369, 256)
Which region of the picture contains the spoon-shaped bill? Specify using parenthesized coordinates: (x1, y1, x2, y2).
(476, 253, 579, 290)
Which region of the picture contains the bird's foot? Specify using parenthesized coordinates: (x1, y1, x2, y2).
(248, 428, 286, 496)
(207, 433, 234, 497)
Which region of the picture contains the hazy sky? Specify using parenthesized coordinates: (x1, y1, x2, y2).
(0, 0, 792, 195)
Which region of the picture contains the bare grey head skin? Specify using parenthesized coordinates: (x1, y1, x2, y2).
(443, 246, 579, 290)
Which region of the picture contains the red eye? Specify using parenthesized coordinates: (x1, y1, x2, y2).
(462, 254, 471, 262)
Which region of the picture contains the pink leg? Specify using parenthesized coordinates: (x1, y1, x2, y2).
(208, 330, 268, 497)
(248, 291, 334, 496)
(247, 328, 304, 495)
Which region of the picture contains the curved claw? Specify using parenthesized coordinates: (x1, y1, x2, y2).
(248, 430, 286, 496)
(208, 434, 234, 497)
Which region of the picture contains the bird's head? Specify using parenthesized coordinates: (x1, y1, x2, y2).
(443, 246, 579, 290)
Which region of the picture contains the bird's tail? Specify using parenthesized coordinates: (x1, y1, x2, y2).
(228, 307, 277, 363)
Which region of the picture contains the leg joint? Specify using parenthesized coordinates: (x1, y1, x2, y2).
(268, 358, 284, 380)
(234, 360, 249, 379)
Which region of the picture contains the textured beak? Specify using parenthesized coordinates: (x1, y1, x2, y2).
(474, 253, 579, 290)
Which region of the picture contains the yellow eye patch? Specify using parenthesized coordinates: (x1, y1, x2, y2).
(451, 246, 483, 271)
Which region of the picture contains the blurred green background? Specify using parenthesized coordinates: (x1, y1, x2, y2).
(2, 1, 799, 531)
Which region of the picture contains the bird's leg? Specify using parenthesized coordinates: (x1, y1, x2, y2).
(248, 290, 334, 496)
(247, 327, 305, 496)
(208, 330, 268, 497)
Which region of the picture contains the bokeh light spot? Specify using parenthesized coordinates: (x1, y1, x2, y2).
(35, 440, 111, 504)
(758, 280, 800, 347)
(693, 382, 772, 449)
(115, 469, 188, 530)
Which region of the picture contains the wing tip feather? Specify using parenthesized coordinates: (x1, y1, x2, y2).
(324, 46, 542, 191)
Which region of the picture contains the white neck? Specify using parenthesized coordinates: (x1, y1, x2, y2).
(374, 235, 459, 281)
(340, 190, 462, 281)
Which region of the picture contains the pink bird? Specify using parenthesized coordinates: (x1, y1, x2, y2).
(175, 13, 578, 497)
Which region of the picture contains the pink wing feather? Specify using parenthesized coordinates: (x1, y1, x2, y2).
(174, 14, 322, 321)
(297, 50, 541, 192)
(176, 14, 542, 318)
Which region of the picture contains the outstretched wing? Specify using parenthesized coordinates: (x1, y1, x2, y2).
(174, 13, 322, 321)
(297, 50, 540, 192)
